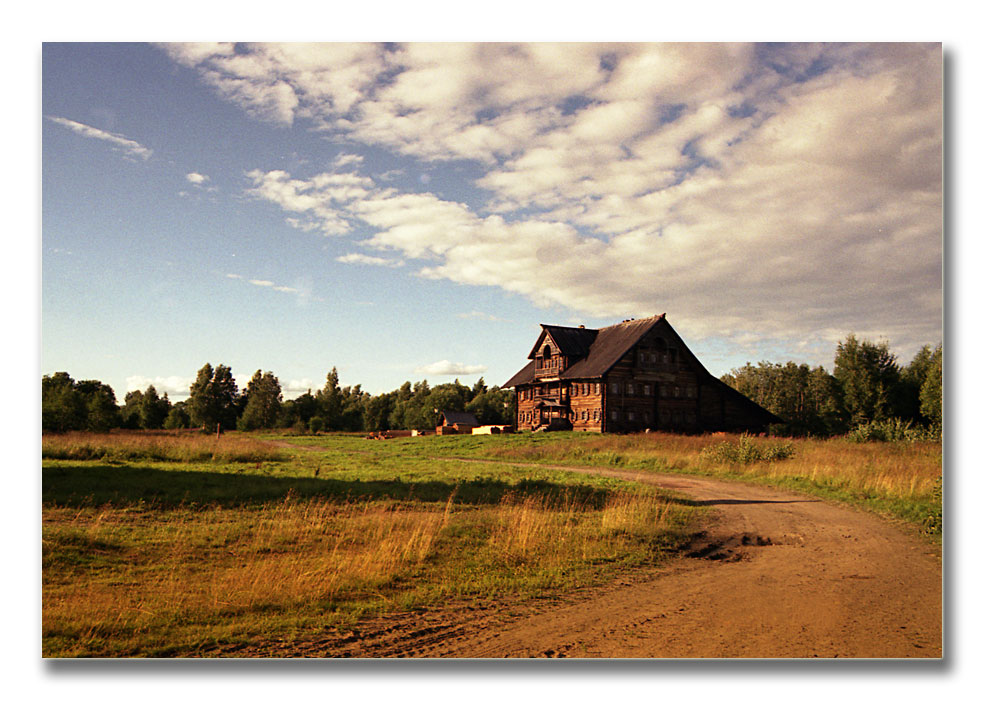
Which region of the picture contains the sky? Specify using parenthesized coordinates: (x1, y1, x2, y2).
(41, 41, 943, 402)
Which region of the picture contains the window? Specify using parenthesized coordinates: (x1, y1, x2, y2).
(595, 383, 601, 394)
(643, 384, 651, 396)
(674, 385, 681, 398)
(610, 382, 619, 394)
(627, 383, 634, 396)
(611, 409, 619, 421)
(659, 384, 667, 398)
(627, 411, 635, 421)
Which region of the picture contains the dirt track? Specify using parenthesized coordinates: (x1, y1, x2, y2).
(260, 460, 943, 658)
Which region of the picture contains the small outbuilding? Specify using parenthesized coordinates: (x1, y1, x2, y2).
(435, 410, 481, 435)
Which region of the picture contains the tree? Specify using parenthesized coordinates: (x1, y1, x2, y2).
(42, 372, 85, 432)
(121, 390, 144, 429)
(833, 335, 902, 427)
(899, 345, 938, 424)
(188, 363, 239, 432)
(42, 374, 120, 432)
(140, 386, 171, 429)
(919, 345, 943, 427)
(238, 370, 283, 430)
(722, 361, 843, 436)
(164, 403, 191, 429)
(466, 385, 514, 425)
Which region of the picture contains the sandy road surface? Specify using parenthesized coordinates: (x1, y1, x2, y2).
(253, 457, 943, 658)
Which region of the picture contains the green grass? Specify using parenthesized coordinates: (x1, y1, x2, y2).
(269, 431, 942, 537)
(42, 432, 699, 657)
(42, 429, 942, 657)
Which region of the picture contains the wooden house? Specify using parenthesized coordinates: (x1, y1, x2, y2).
(503, 314, 781, 434)
(435, 410, 481, 435)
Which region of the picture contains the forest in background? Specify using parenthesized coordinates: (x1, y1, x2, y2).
(41, 334, 942, 441)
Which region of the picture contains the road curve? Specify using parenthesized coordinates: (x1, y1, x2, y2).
(266, 458, 944, 658)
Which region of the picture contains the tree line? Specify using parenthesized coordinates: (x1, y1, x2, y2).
(42, 334, 942, 439)
(720, 335, 942, 438)
(41, 364, 516, 434)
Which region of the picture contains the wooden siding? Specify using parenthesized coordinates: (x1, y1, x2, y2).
(508, 315, 780, 434)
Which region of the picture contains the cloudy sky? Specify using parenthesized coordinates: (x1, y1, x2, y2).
(42, 41, 942, 401)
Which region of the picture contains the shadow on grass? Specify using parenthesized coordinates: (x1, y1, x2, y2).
(41, 464, 652, 510)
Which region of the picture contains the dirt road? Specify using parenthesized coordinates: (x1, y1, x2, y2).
(271, 460, 943, 658)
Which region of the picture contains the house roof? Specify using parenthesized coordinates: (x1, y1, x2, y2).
(502, 360, 535, 388)
(504, 315, 668, 386)
(562, 315, 666, 379)
(528, 325, 598, 359)
(439, 410, 480, 426)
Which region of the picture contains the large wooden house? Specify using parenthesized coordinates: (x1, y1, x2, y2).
(503, 314, 781, 434)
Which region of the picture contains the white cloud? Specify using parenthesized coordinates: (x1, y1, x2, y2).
(178, 43, 941, 362)
(335, 253, 404, 268)
(456, 310, 508, 322)
(125, 375, 194, 397)
(47, 116, 152, 161)
(332, 153, 364, 168)
(414, 360, 488, 376)
(186, 172, 210, 185)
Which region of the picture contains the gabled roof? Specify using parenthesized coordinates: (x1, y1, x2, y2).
(527, 325, 598, 359)
(504, 314, 669, 386)
(562, 314, 667, 379)
(502, 360, 535, 388)
(439, 410, 480, 426)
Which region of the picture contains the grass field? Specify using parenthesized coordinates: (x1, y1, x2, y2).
(41, 429, 942, 657)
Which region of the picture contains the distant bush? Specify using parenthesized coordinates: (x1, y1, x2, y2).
(846, 418, 937, 443)
(700, 435, 795, 465)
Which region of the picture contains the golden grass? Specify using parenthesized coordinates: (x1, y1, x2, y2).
(42, 430, 285, 463)
(42, 485, 690, 656)
(485, 432, 942, 502)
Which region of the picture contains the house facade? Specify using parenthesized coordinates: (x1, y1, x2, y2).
(503, 315, 780, 434)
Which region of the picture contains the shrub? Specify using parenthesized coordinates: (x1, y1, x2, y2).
(846, 418, 936, 443)
(700, 435, 795, 465)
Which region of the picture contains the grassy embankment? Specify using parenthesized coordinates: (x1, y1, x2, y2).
(277, 430, 942, 534)
(42, 431, 697, 657)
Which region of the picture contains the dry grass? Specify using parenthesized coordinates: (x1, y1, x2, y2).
(42, 485, 692, 657)
(42, 430, 285, 463)
(488, 432, 941, 500)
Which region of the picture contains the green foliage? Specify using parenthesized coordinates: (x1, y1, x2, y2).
(722, 361, 845, 436)
(188, 363, 239, 432)
(846, 418, 936, 443)
(163, 403, 191, 430)
(923, 477, 942, 535)
(42, 373, 120, 433)
(834, 334, 902, 426)
(919, 345, 943, 428)
(700, 435, 795, 465)
(238, 370, 282, 431)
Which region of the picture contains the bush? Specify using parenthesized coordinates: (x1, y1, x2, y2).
(700, 435, 795, 465)
(846, 418, 936, 443)
(923, 476, 942, 535)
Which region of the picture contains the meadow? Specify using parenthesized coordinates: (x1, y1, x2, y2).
(41, 430, 942, 657)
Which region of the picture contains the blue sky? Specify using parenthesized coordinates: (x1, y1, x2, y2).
(42, 41, 943, 402)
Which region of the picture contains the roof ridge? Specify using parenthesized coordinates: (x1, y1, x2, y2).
(596, 313, 665, 331)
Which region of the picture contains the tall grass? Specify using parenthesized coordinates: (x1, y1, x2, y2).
(481, 432, 942, 533)
(43, 485, 693, 657)
(42, 431, 286, 463)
